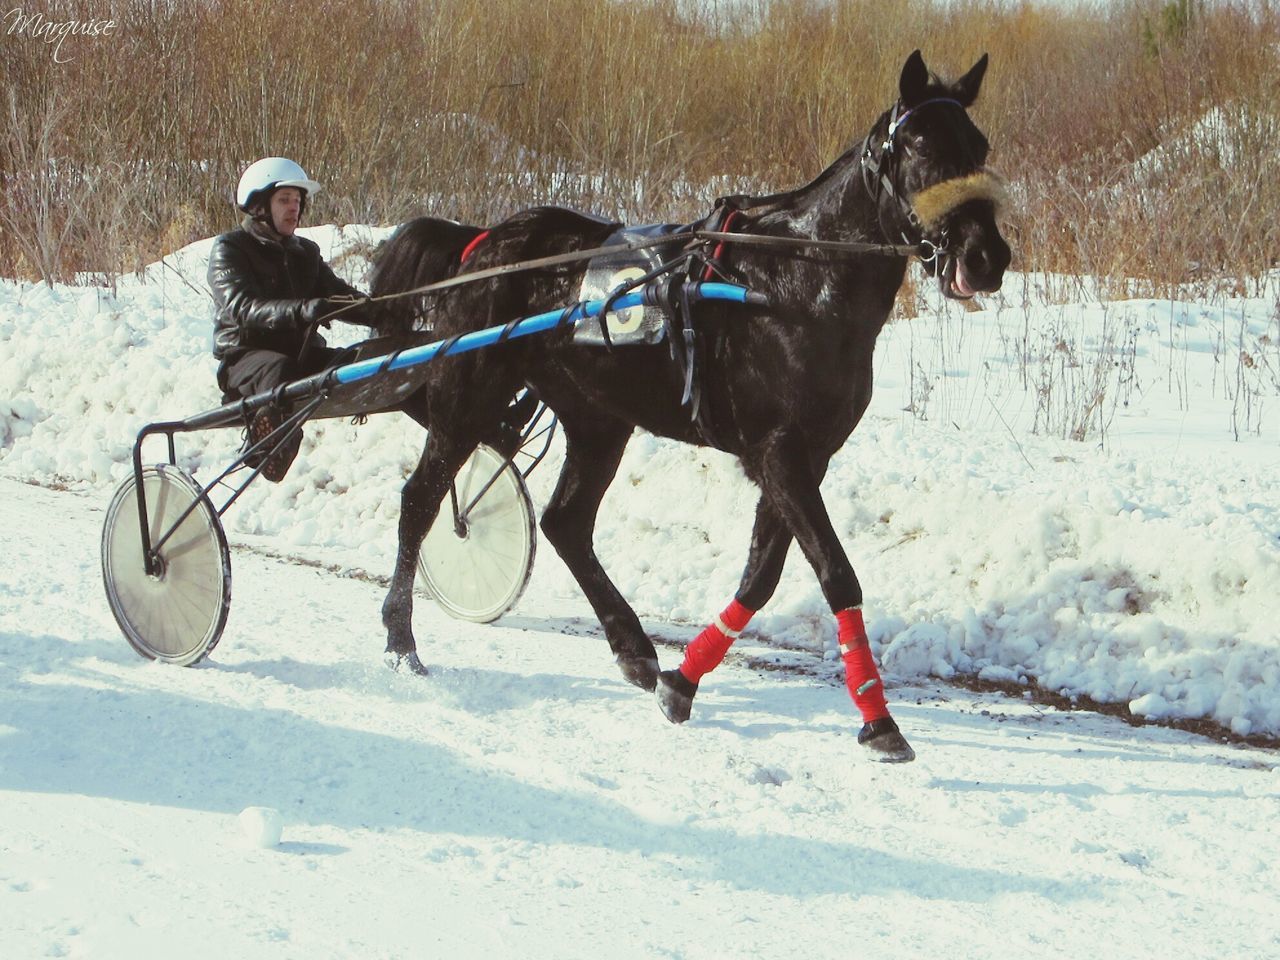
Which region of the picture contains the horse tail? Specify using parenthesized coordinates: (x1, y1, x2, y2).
(368, 217, 484, 336)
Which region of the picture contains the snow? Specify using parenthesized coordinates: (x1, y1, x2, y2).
(2, 226, 1279, 957)
(1131, 104, 1279, 182)
(238, 807, 285, 849)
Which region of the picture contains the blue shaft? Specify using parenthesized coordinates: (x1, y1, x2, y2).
(334, 282, 755, 386)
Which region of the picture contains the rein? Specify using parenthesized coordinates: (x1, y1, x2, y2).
(349, 227, 921, 316)
(354, 232, 696, 310)
(693, 230, 917, 258)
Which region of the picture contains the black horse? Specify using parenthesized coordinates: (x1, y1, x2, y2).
(369, 51, 1010, 762)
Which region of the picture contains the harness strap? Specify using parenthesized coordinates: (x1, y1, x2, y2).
(702, 209, 740, 280)
(678, 279, 698, 412)
(694, 229, 917, 258)
(366, 232, 699, 307)
(459, 230, 490, 264)
(643, 275, 701, 427)
(885, 97, 964, 144)
(495, 315, 523, 343)
(596, 249, 699, 351)
(376, 349, 405, 376)
(437, 333, 464, 359)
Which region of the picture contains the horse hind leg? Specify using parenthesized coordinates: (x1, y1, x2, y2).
(539, 415, 659, 691)
(383, 352, 525, 673)
(380, 428, 480, 675)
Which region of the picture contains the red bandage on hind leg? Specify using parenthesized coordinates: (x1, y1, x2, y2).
(678, 598, 755, 684)
(837, 607, 890, 723)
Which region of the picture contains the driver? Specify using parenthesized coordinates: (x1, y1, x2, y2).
(208, 156, 373, 481)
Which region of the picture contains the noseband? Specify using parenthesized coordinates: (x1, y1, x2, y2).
(860, 98, 1002, 273)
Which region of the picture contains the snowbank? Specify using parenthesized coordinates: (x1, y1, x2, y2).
(2, 228, 1278, 735)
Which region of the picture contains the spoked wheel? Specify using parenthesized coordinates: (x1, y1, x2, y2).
(417, 443, 536, 623)
(102, 464, 231, 665)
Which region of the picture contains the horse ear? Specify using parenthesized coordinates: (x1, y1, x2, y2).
(899, 50, 930, 105)
(953, 53, 989, 107)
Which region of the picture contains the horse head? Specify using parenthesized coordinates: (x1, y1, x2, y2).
(863, 50, 1011, 300)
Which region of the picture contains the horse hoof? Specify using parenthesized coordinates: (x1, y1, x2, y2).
(618, 655, 659, 692)
(384, 650, 430, 677)
(656, 668, 698, 724)
(857, 717, 916, 763)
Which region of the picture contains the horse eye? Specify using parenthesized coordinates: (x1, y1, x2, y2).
(910, 136, 931, 157)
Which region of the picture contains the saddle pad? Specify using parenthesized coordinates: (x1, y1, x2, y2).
(573, 224, 689, 347)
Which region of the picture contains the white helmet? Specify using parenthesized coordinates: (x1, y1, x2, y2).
(236, 157, 322, 211)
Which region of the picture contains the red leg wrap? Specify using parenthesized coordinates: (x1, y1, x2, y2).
(679, 598, 755, 683)
(837, 608, 891, 723)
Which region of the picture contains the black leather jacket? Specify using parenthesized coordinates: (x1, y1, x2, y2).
(209, 219, 364, 361)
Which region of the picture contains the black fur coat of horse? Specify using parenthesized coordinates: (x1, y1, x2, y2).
(369, 51, 1010, 762)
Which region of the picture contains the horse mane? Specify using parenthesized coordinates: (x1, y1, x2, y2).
(713, 140, 866, 222)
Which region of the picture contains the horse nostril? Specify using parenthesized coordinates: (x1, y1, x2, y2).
(964, 247, 991, 282)
(961, 242, 1008, 292)
(971, 239, 1010, 278)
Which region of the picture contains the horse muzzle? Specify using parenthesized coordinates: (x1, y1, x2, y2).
(941, 235, 1011, 300)
(911, 172, 1010, 301)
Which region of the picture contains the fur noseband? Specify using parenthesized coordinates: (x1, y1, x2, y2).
(910, 172, 1005, 231)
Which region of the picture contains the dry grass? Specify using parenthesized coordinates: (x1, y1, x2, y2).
(1, 0, 1277, 291)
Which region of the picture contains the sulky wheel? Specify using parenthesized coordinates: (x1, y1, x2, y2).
(417, 443, 536, 623)
(101, 464, 231, 666)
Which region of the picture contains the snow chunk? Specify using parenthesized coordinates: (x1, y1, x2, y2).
(238, 806, 284, 848)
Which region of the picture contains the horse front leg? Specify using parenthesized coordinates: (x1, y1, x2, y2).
(381, 431, 476, 675)
(539, 416, 659, 691)
(657, 495, 792, 722)
(754, 431, 914, 762)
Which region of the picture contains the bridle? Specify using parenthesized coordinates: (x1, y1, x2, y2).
(860, 97, 969, 275)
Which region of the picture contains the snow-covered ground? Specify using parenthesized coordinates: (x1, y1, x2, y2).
(2, 228, 1279, 957)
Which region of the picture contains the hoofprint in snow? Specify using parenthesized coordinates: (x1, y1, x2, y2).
(1, 478, 1278, 960)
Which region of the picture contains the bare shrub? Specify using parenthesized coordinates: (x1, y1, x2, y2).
(0, 89, 82, 284)
(0, 0, 1276, 302)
